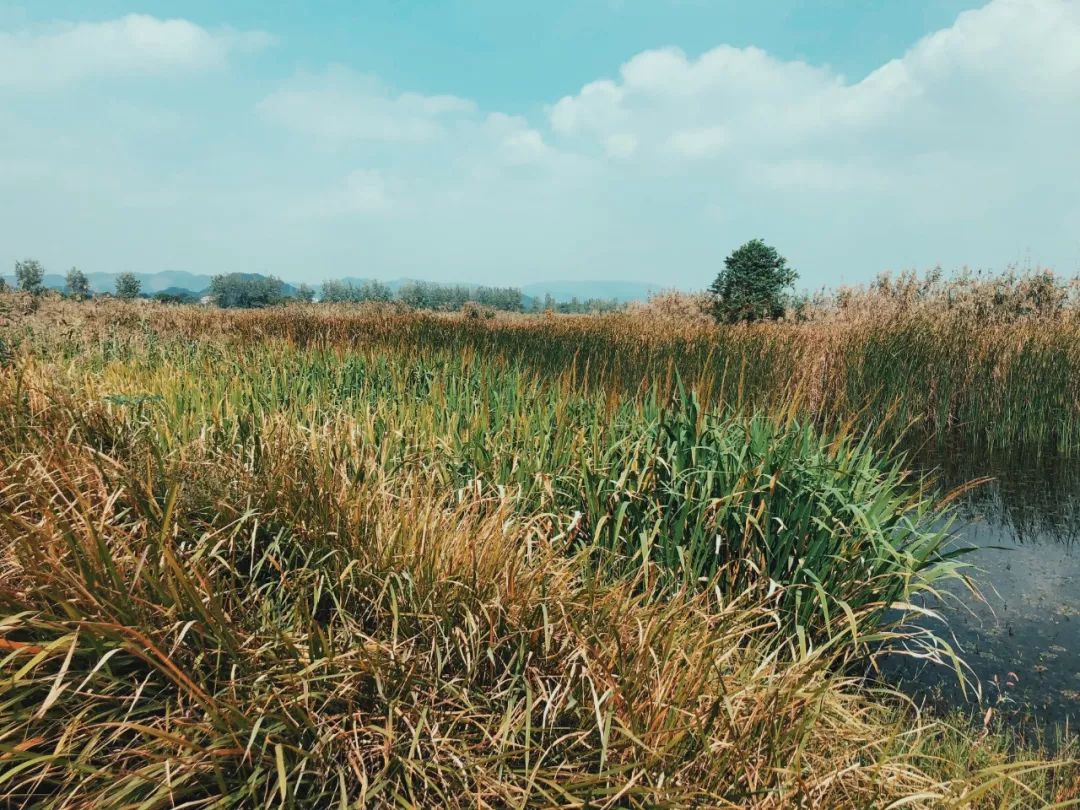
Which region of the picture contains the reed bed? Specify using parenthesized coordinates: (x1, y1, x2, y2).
(0, 294, 1077, 807)
(12, 283, 1078, 452)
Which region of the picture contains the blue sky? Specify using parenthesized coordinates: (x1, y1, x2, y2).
(1, 1, 1078, 289)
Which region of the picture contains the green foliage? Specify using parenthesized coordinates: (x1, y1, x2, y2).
(153, 288, 199, 304)
(317, 278, 526, 311)
(710, 239, 798, 322)
(293, 282, 315, 302)
(65, 266, 91, 299)
(580, 385, 960, 636)
(210, 272, 285, 308)
(320, 278, 392, 303)
(14, 258, 45, 294)
(115, 272, 141, 300)
(397, 280, 524, 312)
(547, 295, 624, 314)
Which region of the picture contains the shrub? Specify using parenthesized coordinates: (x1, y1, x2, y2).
(461, 299, 495, 320)
(153, 289, 200, 304)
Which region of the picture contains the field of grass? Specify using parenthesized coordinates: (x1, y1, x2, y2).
(0, 295, 1077, 807)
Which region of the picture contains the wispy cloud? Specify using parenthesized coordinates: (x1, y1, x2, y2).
(257, 67, 477, 144)
(0, 14, 274, 90)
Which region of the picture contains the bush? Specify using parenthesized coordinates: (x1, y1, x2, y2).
(710, 239, 797, 323)
(460, 300, 495, 320)
(153, 289, 200, 305)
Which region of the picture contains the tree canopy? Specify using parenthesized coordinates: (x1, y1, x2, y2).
(709, 240, 797, 323)
(115, 272, 142, 300)
(15, 259, 45, 295)
(210, 273, 286, 309)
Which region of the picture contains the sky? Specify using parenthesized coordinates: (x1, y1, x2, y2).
(1, 0, 1078, 290)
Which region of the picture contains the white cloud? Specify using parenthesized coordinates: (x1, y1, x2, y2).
(753, 159, 887, 193)
(289, 170, 391, 219)
(665, 126, 727, 159)
(900, 0, 1080, 92)
(0, 14, 273, 90)
(548, 0, 1080, 161)
(549, 79, 626, 136)
(257, 69, 561, 181)
(483, 113, 553, 164)
(258, 67, 477, 144)
(604, 133, 638, 159)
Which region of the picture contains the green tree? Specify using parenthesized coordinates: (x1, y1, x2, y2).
(320, 279, 393, 304)
(709, 239, 797, 323)
(294, 283, 315, 303)
(65, 267, 91, 300)
(15, 259, 45, 294)
(358, 280, 393, 303)
(115, 272, 141, 300)
(396, 282, 429, 309)
(210, 273, 285, 308)
(319, 279, 351, 303)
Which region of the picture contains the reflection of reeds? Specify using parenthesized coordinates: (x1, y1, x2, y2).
(915, 450, 1080, 546)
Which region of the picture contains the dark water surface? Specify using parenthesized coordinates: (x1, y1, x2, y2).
(883, 450, 1080, 730)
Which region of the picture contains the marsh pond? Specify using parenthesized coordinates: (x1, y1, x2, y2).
(884, 449, 1080, 731)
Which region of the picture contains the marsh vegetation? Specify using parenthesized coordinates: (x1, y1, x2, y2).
(0, 282, 1077, 807)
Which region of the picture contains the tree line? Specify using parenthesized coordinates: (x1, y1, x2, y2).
(5, 240, 800, 322)
(2, 260, 144, 300)
(3, 264, 605, 313)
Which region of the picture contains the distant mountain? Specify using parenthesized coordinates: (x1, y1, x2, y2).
(84, 270, 215, 295)
(521, 280, 664, 304)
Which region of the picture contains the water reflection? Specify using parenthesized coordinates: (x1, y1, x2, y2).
(924, 449, 1080, 547)
(882, 448, 1080, 729)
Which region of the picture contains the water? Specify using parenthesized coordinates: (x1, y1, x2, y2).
(882, 449, 1080, 730)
